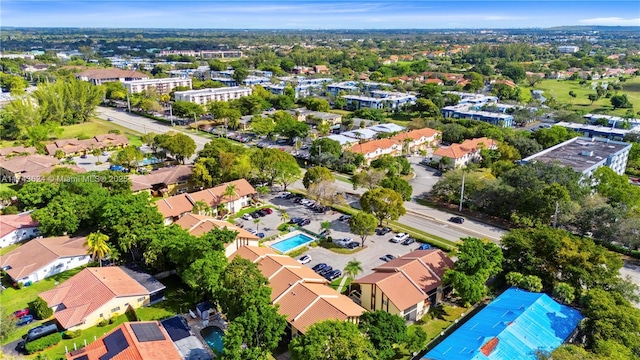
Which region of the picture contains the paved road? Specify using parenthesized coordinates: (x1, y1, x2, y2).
(96, 107, 210, 162)
(98, 107, 506, 243)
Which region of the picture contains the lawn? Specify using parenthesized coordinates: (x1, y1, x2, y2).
(0, 267, 86, 345)
(0, 183, 20, 193)
(318, 241, 364, 255)
(329, 276, 353, 293)
(0, 243, 20, 256)
(522, 77, 640, 116)
(230, 204, 278, 221)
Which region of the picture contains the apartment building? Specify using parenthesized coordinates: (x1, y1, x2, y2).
(173, 87, 252, 105)
(123, 77, 192, 94)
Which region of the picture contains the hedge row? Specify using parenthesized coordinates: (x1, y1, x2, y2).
(25, 332, 62, 354)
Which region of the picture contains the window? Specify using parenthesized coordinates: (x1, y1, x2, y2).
(382, 299, 388, 306)
(99, 313, 103, 318)
(111, 306, 120, 313)
(137, 297, 145, 302)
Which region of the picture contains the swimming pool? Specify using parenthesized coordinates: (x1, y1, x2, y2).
(200, 326, 224, 354)
(138, 157, 160, 166)
(270, 233, 314, 253)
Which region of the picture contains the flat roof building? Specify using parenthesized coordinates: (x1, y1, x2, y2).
(521, 136, 632, 177)
(123, 77, 192, 94)
(174, 86, 252, 105)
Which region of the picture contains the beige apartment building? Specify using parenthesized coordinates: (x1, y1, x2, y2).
(123, 77, 192, 94)
(173, 86, 252, 105)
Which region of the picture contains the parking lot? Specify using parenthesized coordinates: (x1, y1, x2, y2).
(235, 192, 434, 280)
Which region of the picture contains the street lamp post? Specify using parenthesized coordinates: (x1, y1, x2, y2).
(459, 172, 466, 212)
(169, 104, 173, 126)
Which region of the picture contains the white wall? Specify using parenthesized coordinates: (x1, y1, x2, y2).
(0, 226, 39, 248)
(16, 255, 91, 284)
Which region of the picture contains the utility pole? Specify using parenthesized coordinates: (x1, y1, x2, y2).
(169, 104, 174, 126)
(126, 91, 131, 113)
(459, 172, 466, 212)
(194, 113, 198, 134)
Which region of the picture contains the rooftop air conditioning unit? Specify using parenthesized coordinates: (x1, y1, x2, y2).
(581, 151, 594, 157)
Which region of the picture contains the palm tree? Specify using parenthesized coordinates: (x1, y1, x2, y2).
(223, 184, 239, 214)
(91, 147, 102, 163)
(192, 200, 211, 216)
(279, 210, 290, 224)
(253, 218, 261, 232)
(320, 221, 331, 238)
(85, 231, 111, 267)
(344, 259, 363, 280)
(402, 138, 413, 155)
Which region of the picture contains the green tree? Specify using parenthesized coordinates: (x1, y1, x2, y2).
(31, 193, 81, 236)
(351, 168, 385, 190)
(274, 112, 309, 139)
(223, 301, 287, 359)
(232, 67, 249, 85)
(85, 231, 111, 266)
(358, 311, 408, 360)
(0, 314, 16, 342)
(404, 327, 428, 355)
(519, 275, 543, 292)
(588, 93, 598, 105)
(160, 132, 196, 164)
(223, 184, 239, 214)
(310, 138, 342, 158)
(28, 297, 54, 319)
(302, 166, 334, 189)
(552, 282, 576, 304)
(113, 146, 144, 169)
(344, 259, 364, 279)
(348, 212, 378, 247)
(500, 63, 526, 83)
(250, 115, 276, 136)
(568, 91, 577, 104)
(191, 159, 213, 188)
(289, 320, 377, 360)
(611, 94, 633, 109)
(320, 220, 332, 237)
(360, 188, 406, 226)
(443, 237, 503, 306)
(379, 176, 413, 201)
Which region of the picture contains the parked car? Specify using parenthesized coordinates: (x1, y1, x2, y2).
(16, 315, 34, 327)
(250, 212, 261, 219)
(319, 266, 334, 276)
(338, 215, 351, 222)
(102, 151, 109, 157)
(417, 243, 432, 250)
(402, 238, 416, 246)
(256, 209, 268, 217)
(299, 219, 311, 226)
(312, 263, 327, 273)
(257, 233, 265, 239)
(376, 227, 392, 236)
(80, 154, 87, 159)
(247, 228, 258, 235)
(380, 254, 396, 262)
(263, 208, 273, 214)
(318, 230, 330, 238)
(297, 255, 312, 264)
(346, 242, 360, 249)
(390, 233, 409, 243)
(325, 270, 342, 281)
(449, 216, 465, 224)
(277, 192, 291, 198)
(242, 214, 252, 221)
(289, 217, 302, 224)
(13, 308, 29, 319)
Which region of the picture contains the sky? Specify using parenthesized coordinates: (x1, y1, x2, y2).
(2, 0, 640, 29)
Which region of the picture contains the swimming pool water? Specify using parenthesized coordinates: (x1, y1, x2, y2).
(138, 157, 160, 166)
(271, 233, 314, 253)
(201, 326, 224, 353)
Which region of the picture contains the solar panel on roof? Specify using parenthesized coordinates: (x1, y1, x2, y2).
(131, 323, 165, 342)
(161, 316, 191, 342)
(73, 355, 89, 360)
(99, 328, 129, 360)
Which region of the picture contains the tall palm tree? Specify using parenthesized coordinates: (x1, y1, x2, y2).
(279, 210, 290, 224)
(223, 184, 239, 214)
(192, 200, 211, 216)
(85, 231, 111, 267)
(320, 221, 331, 237)
(344, 259, 363, 280)
(253, 218, 261, 232)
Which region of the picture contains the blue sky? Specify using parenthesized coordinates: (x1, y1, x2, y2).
(3, 1, 639, 29)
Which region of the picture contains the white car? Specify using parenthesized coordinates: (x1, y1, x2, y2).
(242, 214, 252, 221)
(277, 192, 291, 198)
(390, 233, 409, 243)
(297, 255, 312, 264)
(300, 199, 312, 206)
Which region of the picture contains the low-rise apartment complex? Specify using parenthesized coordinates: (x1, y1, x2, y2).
(174, 87, 252, 105)
(123, 77, 192, 94)
(75, 68, 149, 85)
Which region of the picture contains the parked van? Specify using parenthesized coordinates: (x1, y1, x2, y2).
(24, 324, 58, 343)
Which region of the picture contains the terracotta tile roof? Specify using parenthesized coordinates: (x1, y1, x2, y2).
(433, 144, 471, 159)
(350, 138, 401, 155)
(44, 134, 129, 155)
(130, 165, 193, 192)
(76, 68, 149, 81)
(460, 137, 497, 150)
(233, 246, 366, 334)
(0, 155, 59, 174)
(0, 146, 37, 157)
(175, 213, 258, 239)
(493, 79, 516, 88)
(390, 128, 441, 142)
(425, 78, 444, 85)
(353, 249, 453, 312)
(434, 137, 497, 159)
(155, 179, 256, 219)
(39, 267, 149, 329)
(0, 236, 88, 281)
(66, 321, 182, 360)
(0, 212, 38, 238)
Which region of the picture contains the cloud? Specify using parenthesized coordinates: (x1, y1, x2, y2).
(579, 17, 640, 26)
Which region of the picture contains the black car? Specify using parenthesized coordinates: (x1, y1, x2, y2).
(325, 270, 342, 281)
(298, 218, 311, 226)
(312, 263, 328, 273)
(402, 238, 416, 246)
(449, 216, 465, 224)
(376, 227, 392, 236)
(346, 242, 360, 249)
(380, 254, 396, 262)
(257, 209, 268, 217)
(285, 193, 297, 199)
(250, 212, 261, 219)
(319, 266, 333, 276)
(289, 217, 302, 224)
(338, 215, 351, 222)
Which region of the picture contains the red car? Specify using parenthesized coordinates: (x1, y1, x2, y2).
(13, 308, 29, 319)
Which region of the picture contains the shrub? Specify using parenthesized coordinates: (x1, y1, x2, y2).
(109, 313, 119, 324)
(98, 319, 109, 327)
(108, 129, 121, 135)
(28, 297, 53, 319)
(1, 205, 18, 215)
(16, 282, 24, 289)
(25, 332, 62, 354)
(63, 329, 82, 339)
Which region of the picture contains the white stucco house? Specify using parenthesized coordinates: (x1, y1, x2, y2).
(0, 211, 39, 248)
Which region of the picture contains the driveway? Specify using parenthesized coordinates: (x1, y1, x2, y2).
(2, 339, 24, 358)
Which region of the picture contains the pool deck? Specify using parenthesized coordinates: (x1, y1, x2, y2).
(265, 230, 316, 254)
(186, 310, 228, 358)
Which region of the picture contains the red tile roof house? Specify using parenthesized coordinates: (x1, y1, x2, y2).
(0, 236, 90, 285)
(175, 213, 260, 257)
(0, 154, 86, 183)
(44, 134, 130, 157)
(390, 128, 442, 153)
(0, 146, 37, 159)
(350, 138, 403, 165)
(155, 179, 256, 225)
(130, 165, 194, 197)
(432, 137, 498, 169)
(66, 321, 183, 360)
(352, 249, 454, 322)
(231, 246, 366, 336)
(75, 68, 149, 86)
(0, 211, 39, 248)
(39, 267, 161, 330)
